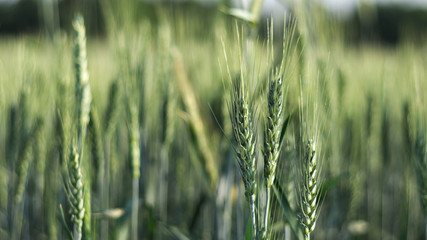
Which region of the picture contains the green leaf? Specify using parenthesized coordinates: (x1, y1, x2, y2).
(321, 174, 344, 192)
(244, 217, 253, 240)
(272, 179, 304, 240)
(319, 173, 346, 203)
(219, 6, 257, 25)
(59, 204, 73, 240)
(279, 113, 292, 146)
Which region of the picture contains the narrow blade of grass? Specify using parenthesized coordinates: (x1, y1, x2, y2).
(272, 178, 304, 240)
(279, 113, 292, 146)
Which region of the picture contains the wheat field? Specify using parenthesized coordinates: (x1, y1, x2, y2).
(0, 1, 426, 240)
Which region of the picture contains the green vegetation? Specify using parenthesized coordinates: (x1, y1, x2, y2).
(0, 1, 426, 240)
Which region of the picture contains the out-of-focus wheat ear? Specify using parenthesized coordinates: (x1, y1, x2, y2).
(6, 105, 17, 170)
(73, 14, 92, 152)
(88, 108, 104, 191)
(29, 115, 46, 235)
(17, 89, 31, 139)
(229, 75, 258, 238)
(56, 81, 72, 174)
(128, 101, 140, 240)
(129, 103, 140, 180)
(6, 105, 18, 237)
(14, 118, 43, 204)
(262, 77, 284, 234)
(414, 135, 427, 216)
(100, 79, 119, 240)
(44, 112, 63, 239)
(172, 47, 218, 187)
(299, 139, 323, 240)
(164, 82, 177, 151)
(66, 147, 85, 240)
(104, 79, 120, 137)
(34, 116, 46, 198)
(172, 47, 219, 187)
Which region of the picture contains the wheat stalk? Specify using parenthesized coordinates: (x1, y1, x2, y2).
(98, 79, 120, 240)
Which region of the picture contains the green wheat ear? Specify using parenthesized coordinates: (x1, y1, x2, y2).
(262, 77, 284, 237)
(229, 75, 258, 237)
(264, 77, 284, 188)
(68, 13, 90, 240)
(73, 13, 92, 150)
(15, 118, 44, 204)
(66, 147, 85, 240)
(300, 138, 322, 240)
(104, 79, 120, 137)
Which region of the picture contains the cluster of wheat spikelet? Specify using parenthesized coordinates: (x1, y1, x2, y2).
(65, 148, 85, 240)
(229, 75, 258, 237)
(262, 76, 284, 236)
(300, 138, 321, 240)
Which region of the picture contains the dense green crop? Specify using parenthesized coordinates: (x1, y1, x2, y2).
(0, 1, 426, 240)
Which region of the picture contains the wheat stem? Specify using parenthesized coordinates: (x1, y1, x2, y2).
(263, 187, 271, 234)
(249, 195, 257, 238)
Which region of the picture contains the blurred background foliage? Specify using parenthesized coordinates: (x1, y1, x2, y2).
(0, 0, 426, 240)
(1, 0, 427, 44)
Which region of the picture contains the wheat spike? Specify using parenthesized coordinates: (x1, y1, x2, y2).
(229, 75, 258, 236)
(73, 14, 92, 151)
(66, 148, 85, 240)
(300, 139, 322, 240)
